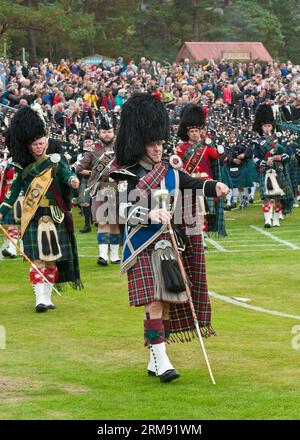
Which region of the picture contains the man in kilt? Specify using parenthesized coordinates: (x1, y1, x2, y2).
(76, 117, 120, 266)
(0, 106, 82, 312)
(176, 105, 227, 242)
(0, 148, 20, 258)
(224, 130, 253, 209)
(112, 94, 228, 383)
(76, 133, 95, 233)
(253, 104, 294, 228)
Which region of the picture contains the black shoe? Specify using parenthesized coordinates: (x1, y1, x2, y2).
(264, 223, 271, 229)
(231, 202, 237, 209)
(110, 259, 121, 264)
(80, 225, 91, 233)
(224, 205, 231, 211)
(47, 304, 56, 310)
(2, 248, 16, 258)
(35, 303, 48, 313)
(159, 369, 180, 383)
(147, 370, 156, 377)
(249, 197, 254, 204)
(97, 257, 108, 266)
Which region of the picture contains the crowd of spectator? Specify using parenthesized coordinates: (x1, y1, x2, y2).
(1, 55, 300, 141)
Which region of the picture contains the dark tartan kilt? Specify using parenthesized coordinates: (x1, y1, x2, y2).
(228, 163, 253, 189)
(206, 196, 216, 215)
(220, 165, 233, 188)
(288, 157, 299, 197)
(127, 231, 212, 332)
(2, 207, 19, 225)
(23, 207, 75, 261)
(258, 165, 294, 212)
(78, 176, 90, 205)
(248, 160, 260, 183)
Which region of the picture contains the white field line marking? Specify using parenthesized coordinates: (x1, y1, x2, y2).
(250, 225, 300, 250)
(206, 248, 299, 254)
(205, 238, 228, 252)
(224, 243, 288, 248)
(209, 291, 300, 321)
(270, 229, 300, 235)
(77, 246, 298, 257)
(224, 238, 275, 243)
(226, 225, 299, 233)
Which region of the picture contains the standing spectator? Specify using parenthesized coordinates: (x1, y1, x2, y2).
(101, 88, 116, 111)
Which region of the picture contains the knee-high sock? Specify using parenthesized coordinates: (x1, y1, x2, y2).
(44, 267, 59, 306)
(109, 233, 120, 262)
(97, 232, 110, 259)
(232, 188, 238, 202)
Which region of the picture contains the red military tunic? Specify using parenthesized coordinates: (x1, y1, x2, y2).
(176, 139, 222, 180)
(0, 163, 14, 203)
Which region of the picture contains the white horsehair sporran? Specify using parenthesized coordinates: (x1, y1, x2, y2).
(37, 215, 62, 261)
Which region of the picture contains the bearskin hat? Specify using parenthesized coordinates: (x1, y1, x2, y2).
(84, 132, 94, 141)
(7, 105, 47, 168)
(177, 104, 206, 142)
(253, 104, 275, 135)
(99, 115, 113, 131)
(114, 93, 169, 166)
(67, 123, 78, 136)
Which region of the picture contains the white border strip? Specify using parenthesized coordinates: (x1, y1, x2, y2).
(250, 225, 300, 250)
(209, 291, 300, 321)
(205, 238, 228, 252)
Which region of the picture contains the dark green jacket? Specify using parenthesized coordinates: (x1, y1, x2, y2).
(0, 155, 76, 216)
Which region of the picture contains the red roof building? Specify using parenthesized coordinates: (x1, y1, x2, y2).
(176, 42, 273, 63)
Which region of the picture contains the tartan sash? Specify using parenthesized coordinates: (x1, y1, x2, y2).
(86, 152, 115, 197)
(121, 163, 179, 273)
(184, 144, 207, 175)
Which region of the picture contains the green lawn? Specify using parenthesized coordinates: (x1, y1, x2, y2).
(0, 201, 300, 420)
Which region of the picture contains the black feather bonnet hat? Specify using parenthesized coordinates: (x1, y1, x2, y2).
(99, 115, 113, 131)
(253, 104, 275, 135)
(177, 104, 206, 142)
(114, 93, 169, 165)
(6, 105, 47, 168)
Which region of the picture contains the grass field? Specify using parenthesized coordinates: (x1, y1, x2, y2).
(0, 199, 300, 420)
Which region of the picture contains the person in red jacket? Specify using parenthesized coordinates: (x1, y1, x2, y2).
(101, 88, 116, 112)
(0, 150, 19, 258)
(176, 105, 226, 241)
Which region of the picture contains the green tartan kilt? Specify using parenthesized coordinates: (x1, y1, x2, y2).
(23, 207, 74, 261)
(78, 176, 90, 205)
(288, 157, 300, 196)
(2, 207, 19, 225)
(258, 166, 294, 213)
(220, 165, 233, 188)
(227, 162, 253, 188)
(248, 160, 260, 183)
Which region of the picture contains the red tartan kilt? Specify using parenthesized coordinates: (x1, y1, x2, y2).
(127, 231, 212, 333)
(127, 233, 170, 307)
